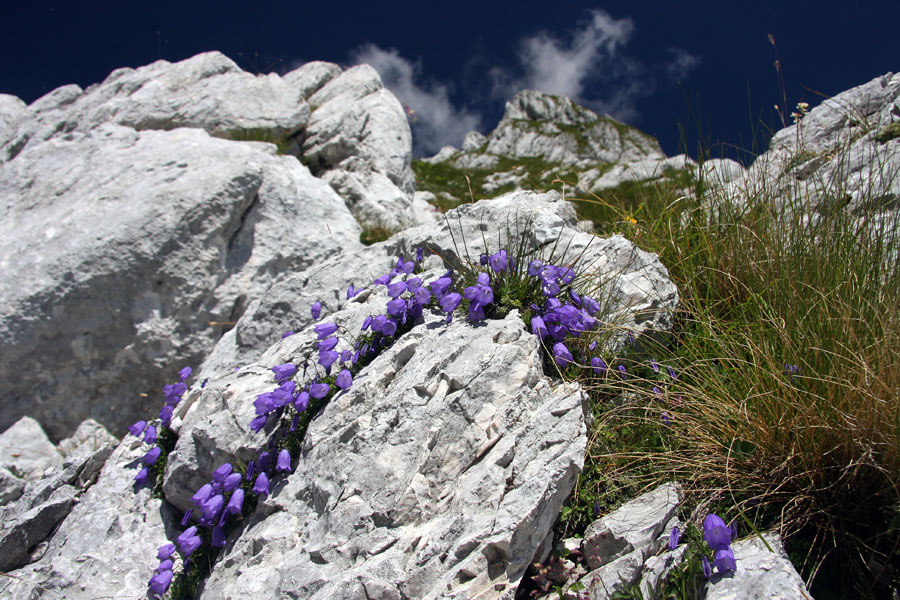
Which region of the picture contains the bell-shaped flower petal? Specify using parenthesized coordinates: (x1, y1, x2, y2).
(311, 301, 322, 320)
(227, 488, 245, 514)
(143, 447, 162, 465)
(714, 546, 737, 573)
(143, 425, 157, 445)
(309, 382, 330, 399)
(703, 514, 732, 550)
(314, 323, 338, 340)
(276, 449, 292, 472)
(253, 472, 270, 496)
(149, 569, 174, 595)
(224, 472, 243, 492)
(129, 420, 147, 437)
(553, 342, 573, 366)
(157, 543, 176, 560)
(294, 391, 310, 412)
(191, 483, 214, 507)
(668, 526, 681, 550)
(440, 292, 461, 314)
(317, 336, 339, 351)
(336, 369, 353, 390)
(134, 466, 150, 485)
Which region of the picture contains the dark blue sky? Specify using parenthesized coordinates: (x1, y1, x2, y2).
(2, 1, 897, 163)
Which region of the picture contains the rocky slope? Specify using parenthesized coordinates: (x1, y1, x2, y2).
(1, 51, 879, 599)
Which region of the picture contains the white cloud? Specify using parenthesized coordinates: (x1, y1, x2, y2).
(665, 47, 701, 83)
(491, 9, 698, 124)
(501, 9, 635, 101)
(350, 44, 482, 156)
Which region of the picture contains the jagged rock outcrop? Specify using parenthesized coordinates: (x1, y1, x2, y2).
(199, 189, 678, 374)
(721, 72, 900, 217)
(0, 189, 677, 599)
(0, 52, 432, 440)
(0, 122, 361, 440)
(535, 483, 813, 600)
(301, 63, 429, 232)
(704, 533, 813, 600)
(417, 89, 743, 208)
(1, 437, 179, 600)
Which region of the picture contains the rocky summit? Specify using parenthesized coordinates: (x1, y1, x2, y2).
(2, 51, 889, 599)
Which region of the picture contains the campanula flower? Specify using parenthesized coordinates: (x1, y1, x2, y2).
(156, 544, 176, 560)
(129, 420, 147, 437)
(668, 526, 681, 550)
(703, 514, 732, 550)
(314, 323, 338, 339)
(336, 369, 352, 390)
(271, 363, 297, 383)
(253, 472, 269, 496)
(143, 447, 162, 465)
(227, 488, 244, 514)
(178, 366, 192, 381)
(553, 342, 573, 366)
(714, 546, 737, 573)
(309, 382, 330, 399)
(134, 467, 149, 485)
(311, 301, 322, 320)
(276, 449, 292, 472)
(149, 569, 174, 596)
(222, 473, 242, 493)
(143, 425, 157, 444)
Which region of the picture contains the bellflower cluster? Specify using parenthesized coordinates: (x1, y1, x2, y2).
(703, 513, 738, 575)
(128, 366, 193, 487)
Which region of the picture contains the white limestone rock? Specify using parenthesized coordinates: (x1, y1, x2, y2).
(0, 124, 361, 440)
(422, 144, 458, 164)
(282, 60, 342, 99)
(0, 441, 113, 572)
(0, 93, 27, 147)
(580, 549, 646, 600)
(301, 64, 416, 231)
(581, 154, 697, 193)
(582, 482, 683, 570)
(704, 532, 814, 600)
(2, 52, 310, 162)
(57, 418, 118, 459)
(196, 309, 591, 600)
(0, 417, 63, 481)
(701, 158, 744, 186)
(0, 438, 179, 600)
(486, 90, 664, 168)
(462, 130, 488, 151)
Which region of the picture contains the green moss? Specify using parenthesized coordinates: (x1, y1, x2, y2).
(226, 128, 294, 155)
(874, 122, 900, 144)
(784, 149, 819, 172)
(360, 225, 394, 245)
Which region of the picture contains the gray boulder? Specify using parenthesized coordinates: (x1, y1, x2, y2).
(486, 90, 663, 167)
(282, 60, 342, 99)
(2, 51, 311, 162)
(582, 482, 683, 571)
(0, 123, 361, 439)
(705, 533, 814, 600)
(301, 64, 418, 232)
(0, 441, 113, 572)
(0, 416, 63, 483)
(195, 308, 591, 600)
(0, 438, 179, 600)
